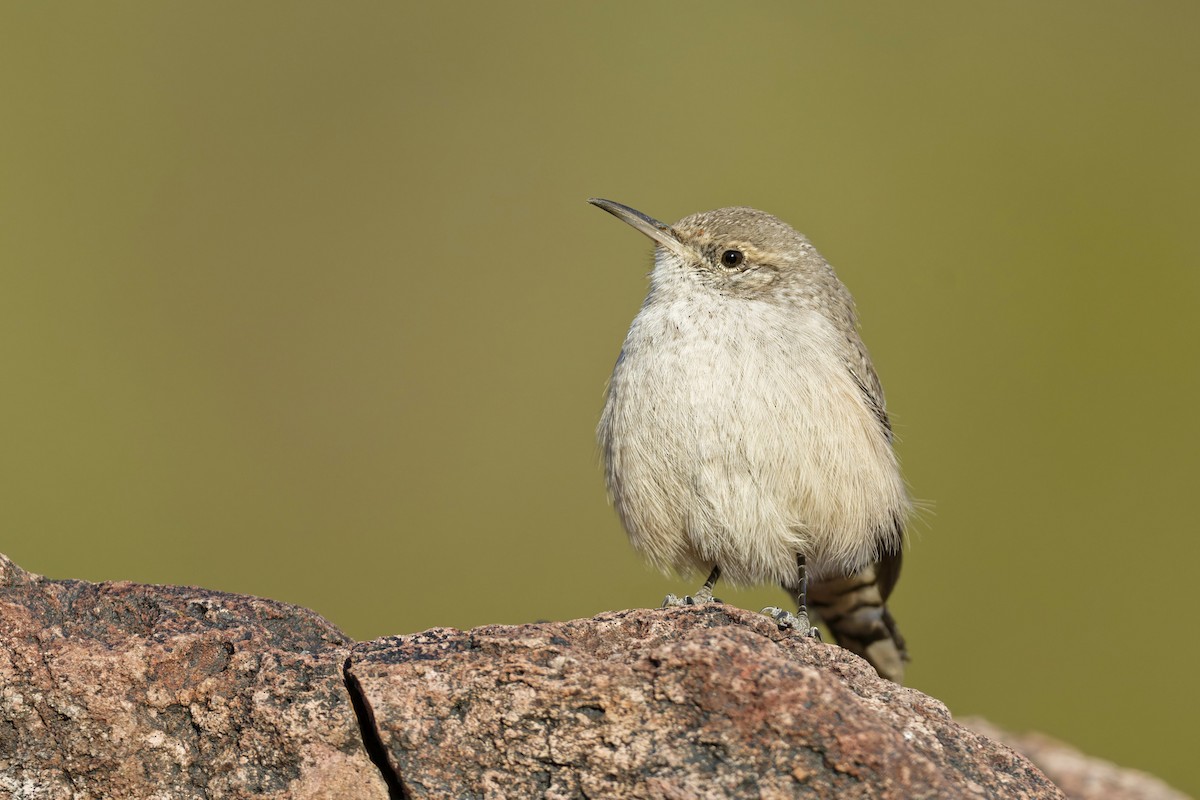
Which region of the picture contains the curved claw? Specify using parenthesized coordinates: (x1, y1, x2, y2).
(761, 606, 822, 640)
(662, 567, 724, 609)
(662, 590, 723, 608)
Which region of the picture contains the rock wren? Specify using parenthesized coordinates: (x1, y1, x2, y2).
(590, 198, 912, 683)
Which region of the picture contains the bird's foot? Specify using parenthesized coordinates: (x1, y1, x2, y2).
(761, 606, 822, 639)
(662, 586, 722, 608)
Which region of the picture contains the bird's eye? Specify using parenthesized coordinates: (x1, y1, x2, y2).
(720, 249, 745, 269)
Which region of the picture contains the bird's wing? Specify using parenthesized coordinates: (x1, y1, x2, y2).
(844, 331, 892, 441)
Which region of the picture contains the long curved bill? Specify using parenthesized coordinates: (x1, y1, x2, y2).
(588, 198, 693, 262)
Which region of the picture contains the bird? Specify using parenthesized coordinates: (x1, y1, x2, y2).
(591, 198, 912, 683)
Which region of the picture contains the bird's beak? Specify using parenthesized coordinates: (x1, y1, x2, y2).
(588, 198, 693, 262)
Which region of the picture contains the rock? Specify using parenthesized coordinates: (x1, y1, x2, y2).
(347, 605, 1065, 799)
(964, 718, 1191, 800)
(0, 553, 388, 799)
(4, 552, 1182, 799)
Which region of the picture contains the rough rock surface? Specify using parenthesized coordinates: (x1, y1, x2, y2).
(964, 719, 1191, 800)
(3, 553, 1185, 799)
(348, 605, 1064, 799)
(0, 554, 387, 799)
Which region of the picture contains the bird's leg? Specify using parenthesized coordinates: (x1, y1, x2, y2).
(692, 565, 721, 604)
(662, 565, 723, 607)
(763, 554, 822, 639)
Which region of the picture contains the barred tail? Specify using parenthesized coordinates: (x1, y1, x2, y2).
(807, 552, 908, 684)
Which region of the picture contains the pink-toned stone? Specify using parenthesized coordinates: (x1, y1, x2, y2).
(5, 552, 1183, 800)
(0, 554, 387, 799)
(348, 605, 1065, 799)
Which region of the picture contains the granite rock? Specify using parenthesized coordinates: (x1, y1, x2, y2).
(0, 553, 387, 799)
(348, 605, 1065, 799)
(5, 553, 1183, 800)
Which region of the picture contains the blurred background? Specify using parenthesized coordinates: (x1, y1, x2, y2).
(2, 2, 1196, 793)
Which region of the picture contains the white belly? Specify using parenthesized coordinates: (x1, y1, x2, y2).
(600, 294, 908, 586)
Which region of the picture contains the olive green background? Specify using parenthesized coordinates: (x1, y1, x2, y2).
(3, 2, 1197, 793)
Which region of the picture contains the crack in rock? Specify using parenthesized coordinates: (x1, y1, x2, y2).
(343, 656, 409, 800)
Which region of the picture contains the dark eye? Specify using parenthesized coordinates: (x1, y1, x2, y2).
(720, 249, 745, 269)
